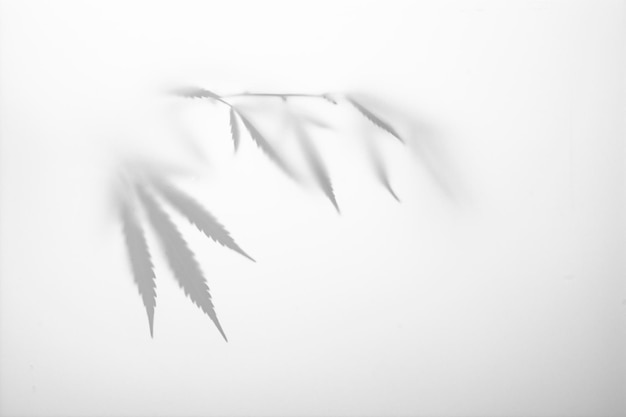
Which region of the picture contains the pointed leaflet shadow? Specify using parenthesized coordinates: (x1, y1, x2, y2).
(115, 86, 449, 340)
(366, 138, 401, 202)
(117, 163, 256, 338)
(347, 95, 405, 144)
(232, 107, 298, 182)
(135, 183, 228, 341)
(120, 195, 157, 338)
(228, 107, 240, 152)
(348, 92, 463, 202)
(292, 116, 340, 213)
(150, 176, 255, 262)
(171, 86, 298, 181)
(171, 86, 414, 211)
(345, 94, 404, 201)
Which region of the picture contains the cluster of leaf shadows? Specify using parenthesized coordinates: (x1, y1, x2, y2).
(119, 86, 407, 339)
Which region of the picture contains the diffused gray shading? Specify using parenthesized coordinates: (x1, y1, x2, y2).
(294, 122, 339, 212)
(320, 94, 338, 105)
(300, 114, 332, 130)
(120, 197, 157, 338)
(151, 178, 255, 262)
(406, 121, 461, 203)
(348, 93, 460, 202)
(347, 96, 404, 143)
(165, 104, 212, 165)
(367, 138, 400, 202)
(136, 184, 227, 341)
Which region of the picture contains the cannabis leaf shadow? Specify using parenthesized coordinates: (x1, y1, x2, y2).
(118, 85, 451, 339)
(171, 86, 411, 210)
(117, 166, 253, 339)
(120, 196, 157, 337)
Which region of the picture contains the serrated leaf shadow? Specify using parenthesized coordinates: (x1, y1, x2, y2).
(364, 134, 401, 202)
(235, 108, 298, 181)
(229, 107, 241, 152)
(292, 117, 340, 212)
(136, 183, 228, 341)
(348, 91, 464, 203)
(115, 85, 455, 340)
(116, 162, 257, 340)
(151, 177, 255, 262)
(347, 95, 404, 143)
(120, 195, 157, 338)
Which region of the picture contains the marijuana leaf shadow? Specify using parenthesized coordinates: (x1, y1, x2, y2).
(117, 85, 456, 339)
(116, 164, 254, 339)
(171, 87, 423, 210)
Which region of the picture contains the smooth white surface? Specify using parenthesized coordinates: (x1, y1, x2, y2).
(1, 1, 624, 416)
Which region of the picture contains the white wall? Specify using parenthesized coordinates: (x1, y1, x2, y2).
(0, 1, 624, 416)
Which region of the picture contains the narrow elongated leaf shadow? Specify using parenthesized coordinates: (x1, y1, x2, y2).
(150, 178, 255, 262)
(348, 92, 463, 202)
(229, 107, 241, 152)
(365, 137, 401, 202)
(364, 132, 401, 203)
(347, 96, 405, 143)
(235, 108, 297, 180)
(120, 196, 157, 337)
(135, 184, 228, 341)
(114, 86, 448, 340)
(293, 120, 340, 212)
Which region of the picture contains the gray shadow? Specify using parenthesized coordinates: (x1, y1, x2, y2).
(119, 193, 157, 338)
(149, 176, 255, 262)
(292, 118, 340, 212)
(135, 183, 228, 341)
(364, 133, 401, 202)
(349, 92, 466, 204)
(116, 161, 257, 340)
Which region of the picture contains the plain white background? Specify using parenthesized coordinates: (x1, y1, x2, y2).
(0, 0, 624, 416)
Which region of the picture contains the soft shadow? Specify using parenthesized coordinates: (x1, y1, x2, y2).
(293, 120, 340, 212)
(349, 92, 465, 204)
(135, 183, 228, 341)
(150, 176, 255, 262)
(119, 193, 157, 338)
(234, 107, 299, 182)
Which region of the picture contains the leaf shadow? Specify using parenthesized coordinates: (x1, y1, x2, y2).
(115, 160, 257, 340)
(348, 92, 466, 204)
(233, 107, 299, 182)
(150, 177, 255, 262)
(292, 119, 340, 212)
(136, 183, 228, 341)
(119, 192, 157, 338)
